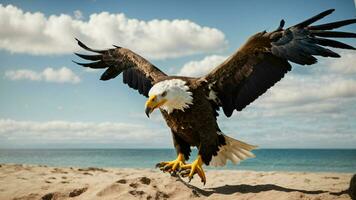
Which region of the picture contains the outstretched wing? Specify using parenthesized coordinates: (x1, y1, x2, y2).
(73, 39, 167, 97)
(198, 9, 356, 117)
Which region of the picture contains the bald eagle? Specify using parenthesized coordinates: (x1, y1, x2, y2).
(74, 9, 356, 184)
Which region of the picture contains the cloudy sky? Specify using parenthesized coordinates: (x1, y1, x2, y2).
(0, 0, 355, 149)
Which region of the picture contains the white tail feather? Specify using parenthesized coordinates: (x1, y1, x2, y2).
(210, 133, 257, 167)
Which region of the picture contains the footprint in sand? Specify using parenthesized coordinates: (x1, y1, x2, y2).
(324, 176, 340, 180)
(116, 179, 127, 184)
(128, 190, 145, 196)
(41, 192, 60, 200)
(61, 181, 70, 184)
(145, 191, 170, 200)
(78, 167, 108, 172)
(129, 183, 138, 188)
(51, 168, 68, 174)
(128, 177, 151, 188)
(69, 187, 88, 197)
(139, 177, 151, 185)
(155, 191, 170, 199)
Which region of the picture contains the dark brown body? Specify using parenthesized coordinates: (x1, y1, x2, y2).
(159, 78, 225, 165)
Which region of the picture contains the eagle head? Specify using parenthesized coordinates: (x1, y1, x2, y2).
(145, 79, 193, 117)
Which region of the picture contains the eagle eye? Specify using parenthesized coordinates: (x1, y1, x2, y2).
(161, 91, 167, 97)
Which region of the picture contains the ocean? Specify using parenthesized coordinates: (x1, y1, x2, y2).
(0, 149, 355, 173)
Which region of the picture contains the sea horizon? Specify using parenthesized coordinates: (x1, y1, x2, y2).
(1, 148, 355, 173)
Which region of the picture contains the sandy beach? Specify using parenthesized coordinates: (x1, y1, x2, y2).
(0, 164, 353, 200)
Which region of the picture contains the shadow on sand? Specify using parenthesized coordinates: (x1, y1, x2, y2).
(176, 176, 349, 197)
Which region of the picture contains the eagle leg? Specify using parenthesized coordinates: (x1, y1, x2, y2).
(179, 155, 206, 185)
(155, 153, 185, 174)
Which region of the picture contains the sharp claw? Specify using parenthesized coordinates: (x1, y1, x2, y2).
(155, 162, 167, 168)
(157, 155, 206, 184)
(196, 166, 206, 185)
(178, 156, 206, 185)
(156, 154, 185, 174)
(179, 169, 190, 177)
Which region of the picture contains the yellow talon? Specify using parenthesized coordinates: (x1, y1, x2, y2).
(156, 153, 185, 173)
(180, 155, 206, 185)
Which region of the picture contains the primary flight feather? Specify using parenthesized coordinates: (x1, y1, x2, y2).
(74, 9, 356, 184)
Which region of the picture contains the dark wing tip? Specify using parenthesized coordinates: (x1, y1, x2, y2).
(311, 31, 356, 38)
(326, 8, 335, 13)
(294, 9, 336, 28)
(308, 19, 356, 30)
(75, 38, 107, 53)
(75, 38, 88, 50)
(72, 60, 89, 67)
(280, 19, 285, 26)
(99, 66, 122, 81)
(72, 60, 107, 69)
(276, 19, 285, 30)
(100, 75, 109, 81)
(314, 38, 356, 50)
(113, 45, 122, 49)
(74, 53, 102, 61)
(328, 51, 341, 58)
(72, 60, 82, 66)
(320, 9, 335, 16)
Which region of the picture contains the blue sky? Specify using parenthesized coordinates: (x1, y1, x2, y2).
(0, 0, 355, 148)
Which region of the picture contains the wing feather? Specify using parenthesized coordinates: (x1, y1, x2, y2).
(308, 19, 356, 30)
(73, 39, 166, 97)
(310, 30, 356, 38)
(198, 9, 355, 117)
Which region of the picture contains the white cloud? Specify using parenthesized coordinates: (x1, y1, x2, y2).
(0, 4, 227, 59)
(0, 119, 168, 147)
(5, 67, 80, 84)
(0, 119, 138, 136)
(4, 69, 41, 81)
(257, 74, 356, 109)
(178, 55, 227, 77)
(83, 68, 101, 73)
(73, 10, 83, 20)
(327, 51, 356, 74)
(254, 51, 356, 111)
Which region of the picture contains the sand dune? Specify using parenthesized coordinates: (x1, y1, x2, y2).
(0, 163, 353, 200)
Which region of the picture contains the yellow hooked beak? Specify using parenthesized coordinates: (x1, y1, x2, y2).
(145, 95, 167, 118)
